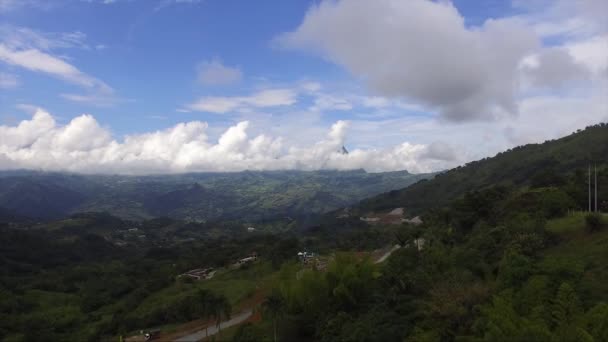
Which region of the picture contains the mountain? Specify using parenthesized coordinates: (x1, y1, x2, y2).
(0, 177, 87, 219)
(0, 169, 432, 222)
(354, 123, 608, 216)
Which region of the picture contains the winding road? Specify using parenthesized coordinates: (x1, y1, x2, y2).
(375, 244, 401, 264)
(173, 309, 253, 341)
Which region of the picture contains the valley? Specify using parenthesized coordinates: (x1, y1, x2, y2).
(1, 123, 607, 341)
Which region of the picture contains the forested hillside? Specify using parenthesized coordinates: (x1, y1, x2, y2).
(357, 123, 608, 215)
(236, 179, 608, 341)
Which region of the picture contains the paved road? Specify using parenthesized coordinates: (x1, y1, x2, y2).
(174, 309, 253, 342)
(375, 244, 401, 264)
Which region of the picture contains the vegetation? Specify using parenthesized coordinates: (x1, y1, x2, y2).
(1, 123, 607, 341)
(585, 213, 606, 233)
(0, 169, 431, 223)
(243, 183, 608, 341)
(357, 123, 608, 215)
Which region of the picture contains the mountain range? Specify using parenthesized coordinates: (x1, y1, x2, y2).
(0, 169, 431, 222)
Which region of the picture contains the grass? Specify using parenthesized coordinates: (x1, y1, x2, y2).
(545, 211, 587, 234)
(541, 212, 608, 307)
(130, 261, 277, 318)
(198, 261, 276, 306)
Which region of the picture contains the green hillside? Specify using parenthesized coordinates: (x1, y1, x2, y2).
(357, 123, 608, 215)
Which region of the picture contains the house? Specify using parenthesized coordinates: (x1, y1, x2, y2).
(236, 252, 258, 266)
(387, 207, 404, 216)
(297, 251, 316, 264)
(413, 238, 425, 251)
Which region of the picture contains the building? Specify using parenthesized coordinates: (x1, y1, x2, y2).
(297, 251, 316, 264)
(235, 252, 258, 267)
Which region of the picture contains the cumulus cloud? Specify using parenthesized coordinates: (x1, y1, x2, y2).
(277, 0, 544, 122)
(565, 34, 608, 75)
(276, 0, 607, 122)
(0, 109, 454, 174)
(185, 88, 298, 113)
(521, 47, 590, 88)
(197, 58, 242, 86)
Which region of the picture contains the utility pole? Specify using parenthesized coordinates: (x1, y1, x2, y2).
(595, 165, 598, 212)
(589, 164, 592, 212)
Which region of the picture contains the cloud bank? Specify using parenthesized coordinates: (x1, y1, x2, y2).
(0, 109, 456, 174)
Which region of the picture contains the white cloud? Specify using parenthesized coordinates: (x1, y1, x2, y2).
(277, 0, 543, 122)
(155, 0, 203, 11)
(277, 0, 606, 122)
(310, 94, 353, 112)
(0, 45, 110, 90)
(0, 0, 54, 12)
(197, 58, 242, 86)
(521, 47, 590, 88)
(0, 109, 460, 174)
(565, 34, 608, 75)
(0, 72, 19, 89)
(186, 88, 297, 113)
(0, 25, 89, 51)
(515, 0, 607, 40)
(0, 25, 118, 106)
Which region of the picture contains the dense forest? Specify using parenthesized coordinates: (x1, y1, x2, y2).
(235, 183, 608, 341)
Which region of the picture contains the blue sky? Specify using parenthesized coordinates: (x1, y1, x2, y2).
(0, 0, 606, 174)
(2, 0, 343, 135)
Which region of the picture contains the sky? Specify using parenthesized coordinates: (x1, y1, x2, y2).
(0, 0, 606, 174)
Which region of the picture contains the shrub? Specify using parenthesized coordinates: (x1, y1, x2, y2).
(585, 213, 605, 233)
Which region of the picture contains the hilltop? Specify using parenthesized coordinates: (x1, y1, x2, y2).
(355, 123, 608, 216)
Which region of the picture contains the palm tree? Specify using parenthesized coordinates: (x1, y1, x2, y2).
(262, 290, 285, 342)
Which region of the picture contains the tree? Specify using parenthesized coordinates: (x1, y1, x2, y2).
(552, 283, 582, 328)
(584, 302, 608, 341)
(394, 224, 423, 249)
(262, 290, 286, 342)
